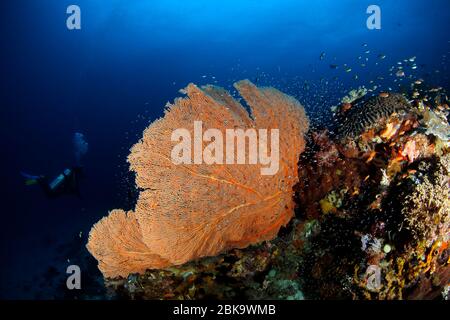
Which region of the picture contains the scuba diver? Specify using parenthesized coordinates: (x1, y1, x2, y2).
(21, 167, 83, 198)
(21, 132, 88, 199)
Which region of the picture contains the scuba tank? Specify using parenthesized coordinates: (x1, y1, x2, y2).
(48, 168, 72, 191)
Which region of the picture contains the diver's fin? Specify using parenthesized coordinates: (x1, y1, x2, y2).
(20, 171, 41, 186)
(25, 179, 38, 186)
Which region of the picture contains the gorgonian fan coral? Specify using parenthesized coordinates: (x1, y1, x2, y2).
(87, 80, 309, 278)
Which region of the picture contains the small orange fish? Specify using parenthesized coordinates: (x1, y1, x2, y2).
(366, 151, 376, 163)
(341, 103, 352, 112)
(380, 121, 401, 140)
(438, 241, 448, 255)
(379, 92, 390, 98)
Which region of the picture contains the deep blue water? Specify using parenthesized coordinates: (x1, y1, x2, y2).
(1, 0, 449, 299)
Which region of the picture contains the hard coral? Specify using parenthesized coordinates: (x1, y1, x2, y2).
(87, 80, 309, 278)
(336, 93, 413, 140)
(400, 155, 450, 246)
(423, 108, 450, 145)
(341, 87, 368, 104)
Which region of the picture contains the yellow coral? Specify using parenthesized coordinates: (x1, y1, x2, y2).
(319, 198, 335, 215)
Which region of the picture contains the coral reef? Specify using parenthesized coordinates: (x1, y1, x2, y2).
(397, 155, 449, 246)
(105, 220, 307, 300)
(89, 79, 449, 300)
(295, 130, 368, 219)
(297, 90, 450, 300)
(87, 80, 309, 278)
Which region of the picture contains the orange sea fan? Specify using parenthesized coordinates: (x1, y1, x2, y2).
(87, 80, 309, 278)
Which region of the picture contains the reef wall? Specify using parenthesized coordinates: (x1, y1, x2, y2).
(88, 81, 449, 300)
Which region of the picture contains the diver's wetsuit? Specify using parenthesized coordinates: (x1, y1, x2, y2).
(37, 167, 83, 198)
